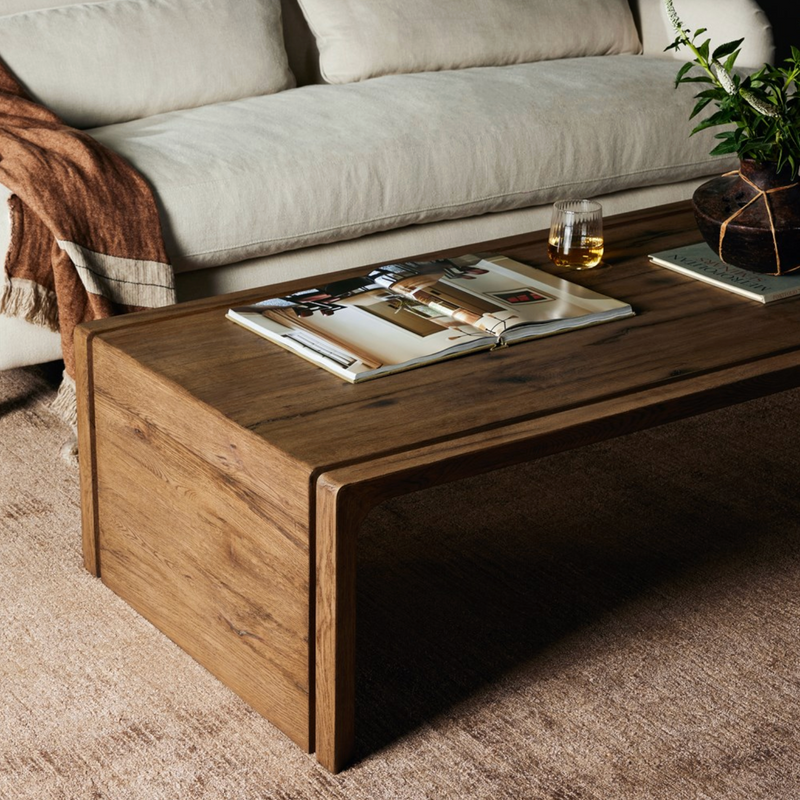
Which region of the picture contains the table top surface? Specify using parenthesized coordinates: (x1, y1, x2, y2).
(87, 201, 800, 472)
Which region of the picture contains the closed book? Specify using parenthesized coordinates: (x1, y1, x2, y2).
(649, 242, 800, 304)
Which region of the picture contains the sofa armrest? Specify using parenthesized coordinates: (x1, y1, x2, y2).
(629, 0, 774, 68)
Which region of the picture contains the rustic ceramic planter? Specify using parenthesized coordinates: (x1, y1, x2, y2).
(692, 159, 800, 274)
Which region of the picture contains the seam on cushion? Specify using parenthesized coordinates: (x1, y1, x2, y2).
(180, 158, 724, 259)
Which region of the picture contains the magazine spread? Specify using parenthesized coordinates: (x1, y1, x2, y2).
(226, 254, 635, 382)
(649, 242, 800, 304)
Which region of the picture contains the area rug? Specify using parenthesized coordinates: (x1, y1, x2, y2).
(1, 363, 799, 799)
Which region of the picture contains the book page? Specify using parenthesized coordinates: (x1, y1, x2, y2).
(228, 255, 633, 380)
(369, 262, 526, 336)
(229, 262, 504, 379)
(437, 256, 609, 332)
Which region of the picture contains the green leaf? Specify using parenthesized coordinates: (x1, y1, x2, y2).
(675, 62, 694, 85)
(724, 51, 740, 72)
(709, 138, 739, 156)
(691, 120, 717, 135)
(713, 39, 744, 60)
(690, 96, 715, 119)
(694, 107, 735, 127)
(691, 115, 733, 135)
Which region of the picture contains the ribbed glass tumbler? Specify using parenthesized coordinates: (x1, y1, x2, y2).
(548, 199, 604, 270)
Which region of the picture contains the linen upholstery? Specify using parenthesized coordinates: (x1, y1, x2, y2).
(0, 0, 294, 129)
(174, 178, 714, 297)
(0, 0, 774, 85)
(0, 316, 61, 371)
(89, 56, 733, 272)
(295, 0, 641, 84)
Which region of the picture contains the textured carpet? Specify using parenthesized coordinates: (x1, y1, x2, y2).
(1, 362, 799, 799)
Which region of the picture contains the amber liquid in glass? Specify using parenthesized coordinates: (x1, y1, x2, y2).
(547, 235, 604, 269)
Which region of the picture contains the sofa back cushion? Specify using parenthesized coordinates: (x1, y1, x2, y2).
(0, 0, 295, 128)
(0, 0, 323, 88)
(296, 0, 642, 84)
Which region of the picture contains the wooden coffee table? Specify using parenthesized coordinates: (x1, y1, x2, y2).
(75, 201, 800, 772)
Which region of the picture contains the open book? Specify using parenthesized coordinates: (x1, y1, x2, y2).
(226, 254, 635, 382)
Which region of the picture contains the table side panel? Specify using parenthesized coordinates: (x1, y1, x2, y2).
(314, 481, 362, 773)
(311, 347, 800, 770)
(76, 325, 100, 575)
(90, 341, 315, 750)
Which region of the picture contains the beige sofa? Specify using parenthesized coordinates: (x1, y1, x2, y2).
(0, 0, 774, 371)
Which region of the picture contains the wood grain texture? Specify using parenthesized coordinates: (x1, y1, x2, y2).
(315, 480, 372, 773)
(90, 340, 314, 749)
(75, 324, 100, 576)
(79, 200, 800, 772)
(317, 348, 800, 502)
(84, 202, 800, 475)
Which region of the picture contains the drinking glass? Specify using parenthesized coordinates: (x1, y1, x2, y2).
(548, 199, 604, 270)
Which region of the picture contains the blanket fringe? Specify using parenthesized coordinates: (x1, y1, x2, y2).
(51, 370, 78, 433)
(48, 371, 78, 465)
(0, 275, 60, 331)
(60, 435, 79, 465)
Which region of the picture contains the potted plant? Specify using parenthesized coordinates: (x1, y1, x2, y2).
(665, 0, 800, 274)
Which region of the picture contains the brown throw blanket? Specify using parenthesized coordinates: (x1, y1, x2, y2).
(0, 61, 175, 429)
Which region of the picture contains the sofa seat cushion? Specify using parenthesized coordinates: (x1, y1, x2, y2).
(87, 55, 732, 273)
